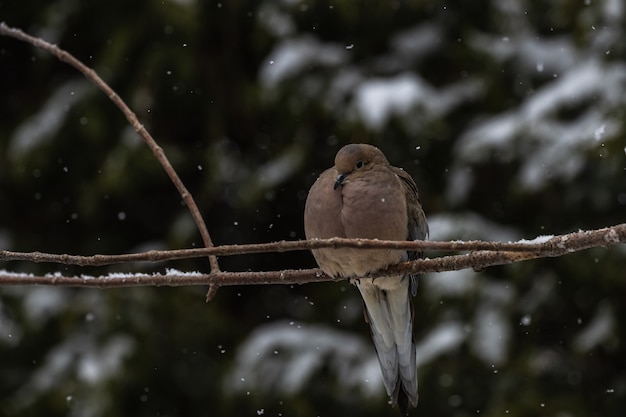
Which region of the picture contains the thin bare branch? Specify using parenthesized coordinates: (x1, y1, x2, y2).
(0, 22, 221, 297)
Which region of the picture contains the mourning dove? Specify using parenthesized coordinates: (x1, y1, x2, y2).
(304, 143, 428, 415)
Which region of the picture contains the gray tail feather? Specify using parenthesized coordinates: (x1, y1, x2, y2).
(358, 280, 418, 411)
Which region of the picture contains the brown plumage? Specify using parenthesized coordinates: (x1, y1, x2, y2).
(304, 143, 428, 415)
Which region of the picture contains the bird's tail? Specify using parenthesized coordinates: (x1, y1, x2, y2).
(356, 277, 418, 414)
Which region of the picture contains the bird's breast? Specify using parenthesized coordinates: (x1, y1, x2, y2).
(304, 167, 410, 278)
(340, 176, 407, 242)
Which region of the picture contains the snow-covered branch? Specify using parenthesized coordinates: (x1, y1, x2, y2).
(1, 223, 624, 288)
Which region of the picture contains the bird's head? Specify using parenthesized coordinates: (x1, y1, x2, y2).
(333, 143, 389, 189)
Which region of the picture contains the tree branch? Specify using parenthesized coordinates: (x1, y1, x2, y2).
(0, 21, 222, 298)
(1, 223, 624, 265)
(1, 224, 624, 287)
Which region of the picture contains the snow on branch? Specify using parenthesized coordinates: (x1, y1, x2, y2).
(1, 224, 624, 288)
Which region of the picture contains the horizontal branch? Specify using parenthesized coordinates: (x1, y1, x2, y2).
(0, 223, 624, 288)
(1, 223, 624, 267)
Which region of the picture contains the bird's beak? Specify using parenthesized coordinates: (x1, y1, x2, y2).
(334, 173, 346, 190)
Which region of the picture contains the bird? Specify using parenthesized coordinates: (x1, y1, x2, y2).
(304, 143, 428, 415)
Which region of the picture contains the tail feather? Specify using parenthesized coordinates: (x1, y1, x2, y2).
(396, 390, 410, 416)
(356, 277, 418, 411)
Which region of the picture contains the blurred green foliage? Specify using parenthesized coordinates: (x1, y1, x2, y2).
(1, 0, 625, 416)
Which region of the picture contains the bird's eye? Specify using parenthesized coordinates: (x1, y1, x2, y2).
(355, 160, 364, 169)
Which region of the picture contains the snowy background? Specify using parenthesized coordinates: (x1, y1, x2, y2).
(1, 1, 625, 416)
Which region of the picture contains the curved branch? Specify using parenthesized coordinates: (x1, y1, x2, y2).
(0, 22, 222, 297)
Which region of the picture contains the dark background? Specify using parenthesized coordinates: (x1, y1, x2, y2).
(1, 1, 625, 416)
